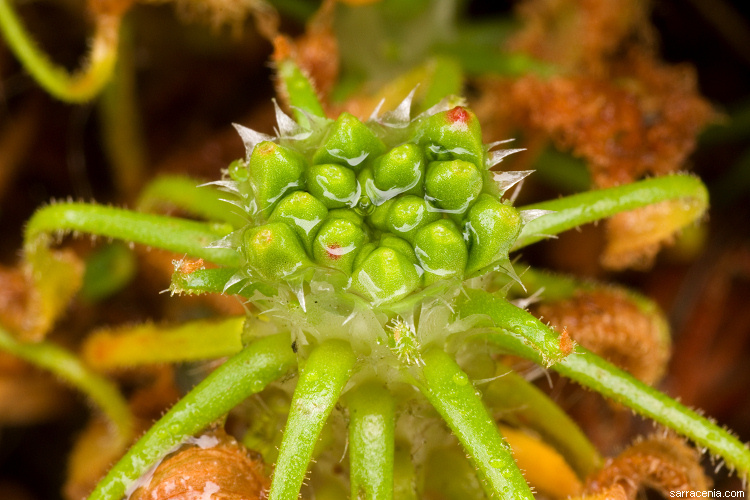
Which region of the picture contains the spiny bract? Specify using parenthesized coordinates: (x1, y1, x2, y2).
(213, 94, 541, 308)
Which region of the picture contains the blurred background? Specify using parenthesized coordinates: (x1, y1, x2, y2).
(1, 0, 749, 498)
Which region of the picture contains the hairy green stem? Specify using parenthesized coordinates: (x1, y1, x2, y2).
(347, 382, 396, 500)
(514, 174, 709, 249)
(88, 331, 296, 500)
(137, 175, 246, 228)
(419, 348, 534, 500)
(269, 339, 356, 500)
(82, 316, 246, 370)
(0, 324, 133, 449)
(458, 289, 750, 477)
(25, 202, 241, 267)
(0, 0, 120, 102)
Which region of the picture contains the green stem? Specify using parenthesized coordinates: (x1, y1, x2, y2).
(458, 289, 750, 478)
(0, 0, 119, 102)
(0, 324, 133, 449)
(137, 175, 247, 229)
(277, 58, 327, 126)
(418, 348, 534, 500)
(484, 360, 601, 478)
(88, 331, 297, 500)
(347, 382, 395, 500)
(82, 316, 245, 370)
(24, 202, 241, 267)
(269, 340, 356, 500)
(514, 174, 709, 249)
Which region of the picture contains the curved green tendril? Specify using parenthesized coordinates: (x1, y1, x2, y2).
(458, 289, 750, 477)
(269, 339, 356, 500)
(0, 324, 133, 449)
(347, 382, 396, 500)
(0, 0, 119, 102)
(513, 174, 709, 249)
(137, 175, 247, 229)
(88, 331, 297, 500)
(25, 202, 241, 267)
(419, 348, 534, 500)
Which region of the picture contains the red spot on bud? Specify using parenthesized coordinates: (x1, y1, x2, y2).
(326, 243, 343, 260)
(254, 228, 273, 246)
(446, 106, 470, 125)
(257, 142, 276, 155)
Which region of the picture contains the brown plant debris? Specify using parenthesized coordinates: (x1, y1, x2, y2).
(532, 288, 670, 385)
(582, 434, 711, 499)
(507, 50, 714, 189)
(509, 0, 653, 74)
(129, 430, 270, 500)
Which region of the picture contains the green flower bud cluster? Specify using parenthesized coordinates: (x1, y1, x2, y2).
(221, 97, 534, 306)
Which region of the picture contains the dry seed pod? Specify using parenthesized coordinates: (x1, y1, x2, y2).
(582, 434, 711, 499)
(129, 430, 269, 500)
(533, 288, 669, 385)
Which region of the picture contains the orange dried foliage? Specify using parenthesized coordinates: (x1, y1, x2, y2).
(533, 288, 669, 385)
(507, 50, 713, 189)
(510, 0, 652, 74)
(582, 435, 711, 499)
(129, 430, 270, 500)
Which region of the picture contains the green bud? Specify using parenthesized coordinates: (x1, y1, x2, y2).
(372, 143, 425, 198)
(386, 195, 441, 244)
(249, 141, 307, 219)
(465, 194, 522, 275)
(414, 220, 468, 285)
(307, 163, 359, 209)
(353, 242, 377, 269)
(268, 191, 328, 254)
(379, 234, 417, 264)
(313, 112, 387, 172)
(424, 159, 483, 214)
(350, 247, 421, 305)
(243, 222, 312, 280)
(313, 218, 367, 275)
(416, 106, 484, 169)
(368, 197, 396, 232)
